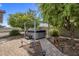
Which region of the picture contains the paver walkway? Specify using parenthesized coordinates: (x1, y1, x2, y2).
(40, 38, 66, 56)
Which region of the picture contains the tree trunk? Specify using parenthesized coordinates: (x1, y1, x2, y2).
(70, 25, 75, 47)
(64, 16, 75, 47)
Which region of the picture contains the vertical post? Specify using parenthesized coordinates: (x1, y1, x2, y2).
(47, 19, 49, 39)
(24, 22, 26, 39)
(46, 13, 49, 39)
(32, 18, 36, 48)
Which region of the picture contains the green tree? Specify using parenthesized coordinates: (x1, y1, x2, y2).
(39, 3, 79, 40)
(61, 4, 79, 45)
(8, 9, 40, 30)
(39, 3, 63, 38)
(39, 4, 63, 27)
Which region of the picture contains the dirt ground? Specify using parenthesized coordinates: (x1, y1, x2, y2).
(0, 38, 31, 56)
(48, 36, 79, 56)
(0, 35, 43, 56)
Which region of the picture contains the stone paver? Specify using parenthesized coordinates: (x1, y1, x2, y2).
(40, 38, 66, 56)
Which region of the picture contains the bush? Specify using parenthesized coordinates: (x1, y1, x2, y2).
(50, 29, 59, 37)
(9, 30, 20, 36)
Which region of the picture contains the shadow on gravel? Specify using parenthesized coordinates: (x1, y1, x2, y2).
(22, 41, 43, 56)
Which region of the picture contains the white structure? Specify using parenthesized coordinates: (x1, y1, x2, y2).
(39, 22, 48, 28)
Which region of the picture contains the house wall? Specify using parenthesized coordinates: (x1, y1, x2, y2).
(0, 10, 5, 23)
(0, 13, 3, 23)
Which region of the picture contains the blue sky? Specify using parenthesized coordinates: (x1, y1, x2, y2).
(0, 3, 39, 27)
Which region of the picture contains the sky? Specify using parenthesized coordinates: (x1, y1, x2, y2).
(0, 3, 39, 27)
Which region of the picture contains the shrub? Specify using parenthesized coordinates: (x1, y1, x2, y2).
(50, 29, 59, 37)
(9, 29, 20, 36)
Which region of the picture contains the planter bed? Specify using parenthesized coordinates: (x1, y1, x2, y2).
(47, 36, 79, 56)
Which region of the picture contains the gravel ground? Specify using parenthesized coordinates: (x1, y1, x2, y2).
(0, 32, 9, 37)
(0, 38, 30, 56)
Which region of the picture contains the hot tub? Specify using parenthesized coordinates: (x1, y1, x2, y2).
(27, 30, 46, 39)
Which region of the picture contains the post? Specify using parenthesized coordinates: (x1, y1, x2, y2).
(24, 22, 26, 39)
(34, 18, 36, 45)
(47, 19, 49, 39)
(32, 18, 36, 48)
